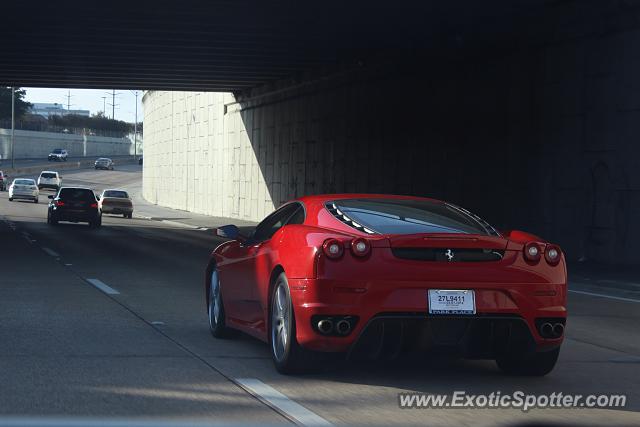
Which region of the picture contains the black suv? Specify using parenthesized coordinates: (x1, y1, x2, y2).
(47, 187, 102, 228)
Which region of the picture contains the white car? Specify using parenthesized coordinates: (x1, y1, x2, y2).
(38, 171, 62, 191)
(48, 149, 68, 161)
(9, 178, 39, 203)
(98, 189, 134, 218)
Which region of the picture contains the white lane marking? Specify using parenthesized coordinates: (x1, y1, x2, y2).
(86, 278, 120, 295)
(569, 289, 640, 303)
(42, 247, 60, 258)
(22, 236, 33, 244)
(236, 378, 332, 426)
(160, 219, 201, 229)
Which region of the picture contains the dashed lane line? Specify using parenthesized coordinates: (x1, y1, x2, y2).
(41, 247, 60, 258)
(85, 278, 120, 295)
(569, 289, 640, 303)
(236, 378, 332, 427)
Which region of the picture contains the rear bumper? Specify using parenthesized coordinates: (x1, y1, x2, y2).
(102, 206, 132, 214)
(11, 191, 38, 199)
(51, 211, 100, 223)
(38, 183, 59, 189)
(288, 278, 566, 355)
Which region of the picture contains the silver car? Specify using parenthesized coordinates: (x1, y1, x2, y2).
(95, 158, 114, 170)
(9, 178, 39, 203)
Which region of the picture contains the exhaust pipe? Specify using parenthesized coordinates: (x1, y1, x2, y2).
(336, 319, 351, 335)
(552, 323, 565, 338)
(540, 322, 553, 338)
(317, 319, 333, 334)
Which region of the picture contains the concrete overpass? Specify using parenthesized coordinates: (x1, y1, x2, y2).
(2, 0, 640, 264)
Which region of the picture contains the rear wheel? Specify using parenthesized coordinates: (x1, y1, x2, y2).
(208, 268, 234, 338)
(47, 212, 58, 225)
(496, 347, 560, 376)
(127, 213, 133, 219)
(33, 198, 38, 204)
(270, 272, 313, 374)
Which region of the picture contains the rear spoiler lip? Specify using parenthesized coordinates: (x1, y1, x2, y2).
(368, 233, 509, 250)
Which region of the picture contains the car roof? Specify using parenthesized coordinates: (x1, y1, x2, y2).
(59, 186, 93, 191)
(296, 193, 441, 204)
(102, 188, 127, 193)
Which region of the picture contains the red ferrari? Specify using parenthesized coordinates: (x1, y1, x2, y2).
(205, 194, 567, 375)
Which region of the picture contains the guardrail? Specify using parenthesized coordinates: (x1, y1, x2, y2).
(4, 157, 139, 177)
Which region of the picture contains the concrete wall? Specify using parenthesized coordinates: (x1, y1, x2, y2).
(0, 129, 133, 159)
(143, 26, 640, 265)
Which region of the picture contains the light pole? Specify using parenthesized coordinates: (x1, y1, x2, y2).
(10, 87, 15, 169)
(133, 90, 138, 160)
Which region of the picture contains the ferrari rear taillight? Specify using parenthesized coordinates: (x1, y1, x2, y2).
(523, 242, 542, 263)
(322, 239, 344, 259)
(544, 244, 561, 266)
(54, 200, 65, 207)
(350, 238, 371, 257)
(90, 203, 98, 208)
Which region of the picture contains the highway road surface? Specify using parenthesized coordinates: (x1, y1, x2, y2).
(0, 164, 639, 426)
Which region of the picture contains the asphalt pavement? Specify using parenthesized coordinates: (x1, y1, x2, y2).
(0, 164, 639, 426)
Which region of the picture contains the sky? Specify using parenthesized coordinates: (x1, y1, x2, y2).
(23, 88, 143, 123)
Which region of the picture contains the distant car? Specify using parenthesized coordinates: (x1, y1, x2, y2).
(38, 171, 62, 191)
(99, 189, 133, 218)
(94, 158, 114, 170)
(48, 149, 68, 161)
(0, 171, 8, 191)
(8, 178, 39, 203)
(47, 187, 102, 228)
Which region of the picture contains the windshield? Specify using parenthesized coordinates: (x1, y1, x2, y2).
(40, 173, 56, 178)
(14, 179, 35, 185)
(58, 188, 96, 201)
(330, 198, 496, 235)
(103, 190, 128, 198)
(52, 149, 63, 154)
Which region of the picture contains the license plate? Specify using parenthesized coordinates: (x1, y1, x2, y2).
(428, 289, 475, 315)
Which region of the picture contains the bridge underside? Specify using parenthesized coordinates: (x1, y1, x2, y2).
(3, 1, 640, 265)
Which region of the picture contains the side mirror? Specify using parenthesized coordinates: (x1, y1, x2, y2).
(216, 224, 241, 240)
(48, 195, 54, 199)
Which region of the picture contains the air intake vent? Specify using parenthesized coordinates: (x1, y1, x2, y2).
(392, 248, 504, 262)
(325, 202, 377, 234)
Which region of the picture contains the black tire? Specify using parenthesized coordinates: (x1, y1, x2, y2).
(48, 212, 58, 225)
(208, 267, 234, 338)
(33, 198, 38, 204)
(269, 272, 314, 374)
(8, 197, 13, 201)
(127, 213, 133, 219)
(122, 213, 127, 218)
(496, 347, 560, 376)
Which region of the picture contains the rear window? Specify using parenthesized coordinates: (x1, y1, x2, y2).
(15, 179, 35, 185)
(103, 190, 128, 198)
(328, 198, 498, 236)
(40, 173, 57, 179)
(59, 188, 96, 201)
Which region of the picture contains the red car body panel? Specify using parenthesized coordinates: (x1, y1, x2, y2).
(207, 194, 567, 355)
